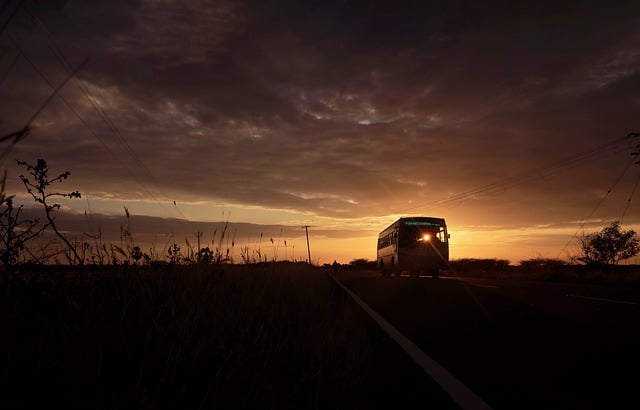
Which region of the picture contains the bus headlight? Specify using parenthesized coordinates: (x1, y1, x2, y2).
(420, 234, 430, 242)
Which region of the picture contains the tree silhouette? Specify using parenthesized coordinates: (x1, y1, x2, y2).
(578, 220, 640, 266)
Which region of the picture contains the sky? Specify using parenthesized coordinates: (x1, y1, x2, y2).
(1, 0, 640, 265)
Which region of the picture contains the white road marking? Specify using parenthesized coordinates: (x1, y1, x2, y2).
(566, 294, 640, 307)
(329, 273, 493, 410)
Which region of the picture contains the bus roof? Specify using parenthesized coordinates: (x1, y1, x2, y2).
(379, 216, 446, 234)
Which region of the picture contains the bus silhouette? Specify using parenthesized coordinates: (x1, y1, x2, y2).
(377, 216, 450, 277)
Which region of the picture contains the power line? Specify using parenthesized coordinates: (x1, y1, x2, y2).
(0, 0, 25, 37)
(5, 4, 188, 221)
(620, 132, 640, 224)
(0, 55, 87, 166)
(619, 170, 640, 225)
(20, 5, 170, 178)
(556, 152, 637, 259)
(376, 132, 633, 260)
(394, 134, 630, 215)
(0, 48, 21, 87)
(555, 132, 640, 258)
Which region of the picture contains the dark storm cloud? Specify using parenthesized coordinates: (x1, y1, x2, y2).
(2, 0, 640, 229)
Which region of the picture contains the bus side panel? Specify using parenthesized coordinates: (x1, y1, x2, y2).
(377, 222, 399, 274)
(377, 245, 397, 273)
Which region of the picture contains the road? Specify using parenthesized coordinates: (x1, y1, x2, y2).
(333, 270, 640, 410)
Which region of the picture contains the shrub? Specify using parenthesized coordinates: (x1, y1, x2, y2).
(578, 220, 640, 266)
(449, 258, 510, 274)
(519, 257, 565, 272)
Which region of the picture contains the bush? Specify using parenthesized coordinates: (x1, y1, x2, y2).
(578, 220, 640, 266)
(348, 258, 377, 270)
(449, 258, 510, 274)
(519, 258, 565, 272)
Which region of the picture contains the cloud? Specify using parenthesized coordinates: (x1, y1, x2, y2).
(2, 0, 640, 248)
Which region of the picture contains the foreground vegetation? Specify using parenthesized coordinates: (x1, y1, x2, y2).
(0, 262, 453, 410)
(2, 263, 355, 408)
(3, 258, 640, 409)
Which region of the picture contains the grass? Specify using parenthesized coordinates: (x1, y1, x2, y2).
(0, 262, 455, 409)
(4, 257, 639, 409)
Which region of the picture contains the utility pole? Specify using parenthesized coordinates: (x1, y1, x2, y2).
(303, 225, 311, 265)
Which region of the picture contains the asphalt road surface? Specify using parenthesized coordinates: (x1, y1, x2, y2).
(333, 270, 640, 410)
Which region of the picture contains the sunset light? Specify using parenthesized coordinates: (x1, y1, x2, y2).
(1, 0, 639, 266)
(3, 3, 640, 409)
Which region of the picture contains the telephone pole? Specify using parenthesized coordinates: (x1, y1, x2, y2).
(303, 225, 311, 265)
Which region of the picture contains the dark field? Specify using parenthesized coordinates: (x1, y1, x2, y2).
(3, 261, 640, 409)
(0, 263, 457, 410)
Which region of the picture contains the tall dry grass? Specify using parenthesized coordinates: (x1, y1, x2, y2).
(1, 262, 381, 409)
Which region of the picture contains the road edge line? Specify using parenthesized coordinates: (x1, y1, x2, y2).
(329, 273, 493, 410)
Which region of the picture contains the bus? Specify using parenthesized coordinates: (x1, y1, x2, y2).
(377, 216, 450, 277)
